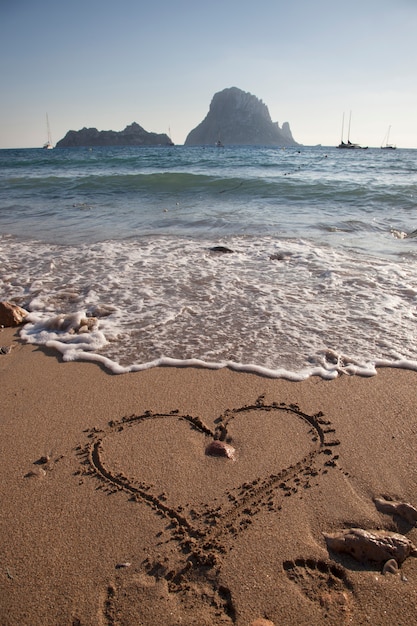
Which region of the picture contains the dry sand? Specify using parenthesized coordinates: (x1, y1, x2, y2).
(1, 326, 417, 625)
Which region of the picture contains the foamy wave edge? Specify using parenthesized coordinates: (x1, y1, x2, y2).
(19, 312, 417, 381)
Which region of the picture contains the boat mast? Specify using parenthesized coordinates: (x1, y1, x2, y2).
(347, 111, 352, 143)
(340, 112, 345, 144)
(46, 113, 52, 145)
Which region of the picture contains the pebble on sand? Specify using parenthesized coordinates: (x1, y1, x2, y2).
(205, 440, 236, 460)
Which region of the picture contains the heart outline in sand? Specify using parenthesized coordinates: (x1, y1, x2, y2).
(77, 397, 340, 623)
(78, 397, 340, 560)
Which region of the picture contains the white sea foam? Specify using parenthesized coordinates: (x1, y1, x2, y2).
(4, 233, 417, 378)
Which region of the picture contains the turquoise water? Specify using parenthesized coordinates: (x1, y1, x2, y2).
(1, 145, 417, 377)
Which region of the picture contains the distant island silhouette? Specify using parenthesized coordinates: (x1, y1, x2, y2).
(55, 87, 299, 147)
(185, 87, 299, 147)
(56, 122, 173, 148)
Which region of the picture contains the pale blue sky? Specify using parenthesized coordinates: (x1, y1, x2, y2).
(1, 0, 416, 148)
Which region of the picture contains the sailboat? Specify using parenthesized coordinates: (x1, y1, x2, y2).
(337, 112, 367, 149)
(381, 126, 396, 150)
(43, 113, 53, 149)
(215, 129, 224, 147)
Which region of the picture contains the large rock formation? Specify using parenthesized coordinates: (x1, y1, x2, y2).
(184, 87, 299, 147)
(56, 122, 173, 148)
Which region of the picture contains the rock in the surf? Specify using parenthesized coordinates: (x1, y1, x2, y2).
(42, 312, 97, 334)
(209, 246, 235, 254)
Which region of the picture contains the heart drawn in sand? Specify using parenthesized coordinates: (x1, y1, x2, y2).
(77, 397, 341, 623)
(79, 397, 340, 560)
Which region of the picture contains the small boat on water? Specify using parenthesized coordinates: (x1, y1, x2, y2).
(381, 126, 396, 150)
(338, 140, 362, 149)
(43, 113, 53, 149)
(337, 112, 367, 149)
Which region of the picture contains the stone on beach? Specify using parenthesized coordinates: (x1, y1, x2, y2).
(374, 496, 417, 526)
(205, 440, 236, 460)
(0, 301, 28, 327)
(323, 528, 417, 565)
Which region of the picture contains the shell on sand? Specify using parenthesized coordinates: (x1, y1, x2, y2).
(205, 440, 236, 460)
(374, 496, 417, 526)
(382, 558, 399, 575)
(323, 528, 417, 565)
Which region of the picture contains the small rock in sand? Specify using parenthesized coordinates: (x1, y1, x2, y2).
(374, 496, 417, 526)
(324, 528, 417, 565)
(205, 440, 236, 460)
(250, 620, 275, 626)
(34, 455, 50, 465)
(24, 467, 47, 479)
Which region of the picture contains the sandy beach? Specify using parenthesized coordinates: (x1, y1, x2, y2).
(1, 326, 417, 625)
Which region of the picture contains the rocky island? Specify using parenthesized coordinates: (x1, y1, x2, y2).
(184, 87, 299, 147)
(55, 122, 173, 148)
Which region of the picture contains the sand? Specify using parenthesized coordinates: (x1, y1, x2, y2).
(1, 326, 417, 625)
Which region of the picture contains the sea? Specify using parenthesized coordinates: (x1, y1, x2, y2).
(1, 144, 417, 380)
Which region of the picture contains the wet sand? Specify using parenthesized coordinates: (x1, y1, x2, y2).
(1, 327, 417, 625)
